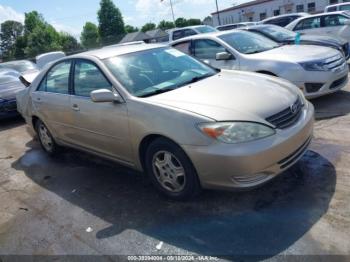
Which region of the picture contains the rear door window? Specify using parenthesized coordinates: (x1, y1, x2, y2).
(295, 17, 321, 30)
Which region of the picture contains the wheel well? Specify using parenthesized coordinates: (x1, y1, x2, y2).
(138, 134, 177, 170)
(256, 71, 277, 76)
(32, 116, 39, 129)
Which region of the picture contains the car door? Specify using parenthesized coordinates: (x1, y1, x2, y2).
(192, 39, 238, 70)
(69, 59, 132, 163)
(294, 17, 322, 35)
(31, 60, 74, 142)
(322, 14, 350, 40)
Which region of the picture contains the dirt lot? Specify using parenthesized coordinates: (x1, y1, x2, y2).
(0, 82, 350, 260)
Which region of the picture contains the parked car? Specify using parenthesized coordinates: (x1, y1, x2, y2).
(0, 60, 39, 75)
(16, 44, 314, 200)
(0, 70, 26, 119)
(286, 11, 350, 42)
(168, 25, 217, 41)
(36, 51, 66, 70)
(325, 3, 350, 12)
(170, 30, 348, 98)
(261, 13, 309, 27)
(243, 24, 350, 59)
(216, 22, 258, 31)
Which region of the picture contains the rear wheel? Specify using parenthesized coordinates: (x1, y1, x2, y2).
(145, 138, 201, 200)
(35, 119, 59, 155)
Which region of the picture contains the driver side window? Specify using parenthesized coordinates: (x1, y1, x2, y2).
(73, 60, 112, 97)
(194, 39, 227, 59)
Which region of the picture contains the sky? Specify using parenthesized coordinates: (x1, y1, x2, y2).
(0, 0, 248, 38)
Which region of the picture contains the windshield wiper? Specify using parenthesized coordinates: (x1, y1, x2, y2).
(138, 87, 177, 98)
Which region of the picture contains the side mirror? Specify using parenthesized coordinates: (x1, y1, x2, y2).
(216, 52, 233, 61)
(90, 89, 122, 103)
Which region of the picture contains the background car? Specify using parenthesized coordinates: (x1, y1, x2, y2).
(170, 30, 348, 99)
(168, 25, 217, 41)
(325, 2, 350, 12)
(0, 60, 39, 75)
(286, 11, 350, 42)
(260, 13, 309, 27)
(244, 24, 350, 59)
(35, 51, 66, 70)
(216, 22, 258, 31)
(16, 44, 314, 200)
(0, 70, 26, 119)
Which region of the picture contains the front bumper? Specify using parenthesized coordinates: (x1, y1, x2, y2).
(291, 64, 348, 99)
(0, 99, 19, 119)
(182, 103, 314, 190)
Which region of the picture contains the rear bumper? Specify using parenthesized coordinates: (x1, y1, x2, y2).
(182, 103, 314, 190)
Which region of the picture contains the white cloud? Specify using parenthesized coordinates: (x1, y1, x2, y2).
(50, 21, 81, 38)
(0, 5, 24, 24)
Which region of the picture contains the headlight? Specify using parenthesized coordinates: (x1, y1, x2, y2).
(198, 122, 276, 144)
(299, 61, 328, 71)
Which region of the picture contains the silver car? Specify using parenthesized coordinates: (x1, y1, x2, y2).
(170, 30, 349, 99)
(17, 44, 314, 200)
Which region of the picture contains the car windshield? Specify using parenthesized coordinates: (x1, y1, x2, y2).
(257, 25, 297, 41)
(219, 31, 280, 54)
(0, 61, 38, 74)
(104, 47, 217, 97)
(196, 26, 217, 33)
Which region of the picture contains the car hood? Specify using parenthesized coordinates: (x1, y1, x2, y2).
(146, 70, 300, 123)
(0, 78, 25, 100)
(248, 45, 340, 63)
(285, 35, 347, 46)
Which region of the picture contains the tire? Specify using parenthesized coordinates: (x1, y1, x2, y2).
(35, 119, 59, 156)
(145, 138, 201, 200)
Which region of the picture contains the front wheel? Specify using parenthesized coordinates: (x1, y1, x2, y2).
(145, 138, 201, 200)
(35, 119, 59, 156)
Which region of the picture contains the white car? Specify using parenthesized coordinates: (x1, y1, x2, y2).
(36, 51, 66, 70)
(286, 11, 350, 42)
(170, 30, 348, 99)
(216, 22, 258, 31)
(325, 3, 350, 12)
(168, 25, 217, 42)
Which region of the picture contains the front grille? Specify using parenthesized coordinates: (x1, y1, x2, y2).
(330, 75, 348, 90)
(342, 43, 349, 59)
(266, 97, 304, 129)
(305, 83, 323, 93)
(323, 54, 346, 71)
(278, 136, 312, 169)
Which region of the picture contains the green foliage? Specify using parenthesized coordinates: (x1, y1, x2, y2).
(25, 24, 62, 57)
(24, 11, 45, 35)
(157, 20, 175, 30)
(174, 17, 202, 28)
(60, 33, 81, 53)
(125, 25, 138, 33)
(0, 20, 24, 60)
(141, 23, 156, 33)
(81, 22, 100, 49)
(98, 0, 125, 45)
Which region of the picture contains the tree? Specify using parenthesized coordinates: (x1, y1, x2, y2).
(25, 24, 62, 57)
(187, 18, 201, 26)
(80, 22, 100, 49)
(24, 11, 45, 35)
(125, 25, 138, 33)
(59, 33, 81, 53)
(175, 17, 188, 28)
(157, 20, 175, 30)
(0, 20, 24, 60)
(141, 23, 156, 33)
(203, 16, 213, 26)
(97, 0, 125, 45)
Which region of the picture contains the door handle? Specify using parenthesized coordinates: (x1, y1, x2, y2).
(72, 104, 80, 111)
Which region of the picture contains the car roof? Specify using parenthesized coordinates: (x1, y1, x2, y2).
(0, 60, 34, 66)
(71, 43, 166, 60)
(326, 2, 350, 8)
(295, 10, 349, 18)
(262, 12, 309, 22)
